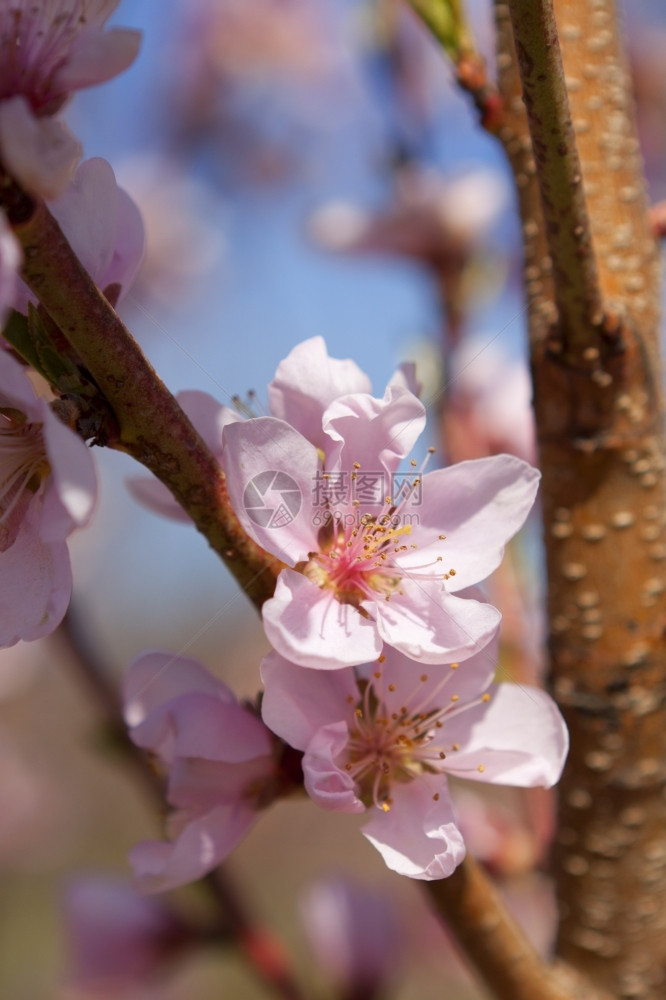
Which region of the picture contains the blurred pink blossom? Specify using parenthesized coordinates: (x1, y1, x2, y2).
(261, 643, 568, 879)
(0, 1, 140, 197)
(309, 166, 509, 336)
(63, 875, 187, 993)
(123, 652, 283, 893)
(443, 338, 536, 466)
(13, 157, 145, 313)
(300, 875, 406, 997)
(115, 155, 225, 306)
(0, 349, 96, 646)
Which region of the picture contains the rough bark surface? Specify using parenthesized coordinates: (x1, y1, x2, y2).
(496, 2, 666, 997)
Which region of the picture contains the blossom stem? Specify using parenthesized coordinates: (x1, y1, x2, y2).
(55, 609, 308, 1000)
(0, 171, 282, 611)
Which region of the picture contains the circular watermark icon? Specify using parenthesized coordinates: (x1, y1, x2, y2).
(243, 471, 302, 528)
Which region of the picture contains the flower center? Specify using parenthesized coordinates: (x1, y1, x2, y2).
(0, 407, 50, 550)
(296, 452, 455, 608)
(342, 663, 490, 811)
(299, 502, 415, 605)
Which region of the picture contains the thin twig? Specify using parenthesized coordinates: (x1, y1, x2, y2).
(506, 0, 603, 353)
(406, 0, 503, 132)
(55, 610, 308, 1000)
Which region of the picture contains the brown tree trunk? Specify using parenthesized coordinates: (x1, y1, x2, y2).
(496, 2, 666, 996)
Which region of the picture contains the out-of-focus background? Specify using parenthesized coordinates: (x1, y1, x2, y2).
(1, 1, 665, 996)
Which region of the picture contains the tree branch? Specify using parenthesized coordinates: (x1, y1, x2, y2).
(55, 610, 308, 1000)
(506, 0, 603, 353)
(406, 0, 503, 131)
(1, 175, 282, 610)
(496, 2, 666, 996)
(426, 857, 612, 1000)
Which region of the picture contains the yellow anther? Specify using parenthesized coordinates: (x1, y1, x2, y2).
(451, 694, 459, 702)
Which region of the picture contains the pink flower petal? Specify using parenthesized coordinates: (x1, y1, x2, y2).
(131, 692, 272, 764)
(0, 509, 71, 646)
(0, 97, 81, 198)
(98, 183, 145, 298)
(40, 399, 97, 539)
(399, 456, 540, 591)
(444, 684, 569, 788)
(0, 212, 21, 325)
(222, 417, 319, 564)
(268, 336, 371, 449)
(362, 779, 466, 880)
(389, 361, 422, 397)
(125, 475, 192, 523)
(167, 756, 272, 812)
(123, 652, 234, 730)
(375, 579, 501, 664)
(261, 649, 358, 748)
(130, 803, 257, 893)
(303, 721, 365, 813)
(263, 569, 383, 669)
(56, 28, 142, 90)
(322, 384, 426, 478)
(378, 633, 499, 710)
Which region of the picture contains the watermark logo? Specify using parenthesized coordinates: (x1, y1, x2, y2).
(243, 471, 302, 528)
(311, 471, 422, 508)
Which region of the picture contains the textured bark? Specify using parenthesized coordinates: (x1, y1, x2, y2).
(497, 2, 666, 997)
(427, 857, 612, 1000)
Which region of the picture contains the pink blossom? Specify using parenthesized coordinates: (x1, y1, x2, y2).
(300, 876, 405, 996)
(123, 652, 281, 893)
(126, 337, 416, 522)
(261, 643, 568, 879)
(63, 876, 186, 991)
(12, 157, 145, 314)
(443, 338, 536, 465)
(0, 350, 96, 646)
(0, 1, 141, 197)
(309, 166, 508, 263)
(223, 407, 539, 667)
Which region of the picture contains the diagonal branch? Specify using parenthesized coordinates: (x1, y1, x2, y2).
(427, 856, 612, 1000)
(0, 173, 282, 610)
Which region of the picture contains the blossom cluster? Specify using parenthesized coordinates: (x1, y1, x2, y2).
(124, 338, 568, 889)
(0, 9, 567, 888)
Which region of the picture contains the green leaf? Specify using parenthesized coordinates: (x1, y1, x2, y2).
(408, 0, 473, 61)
